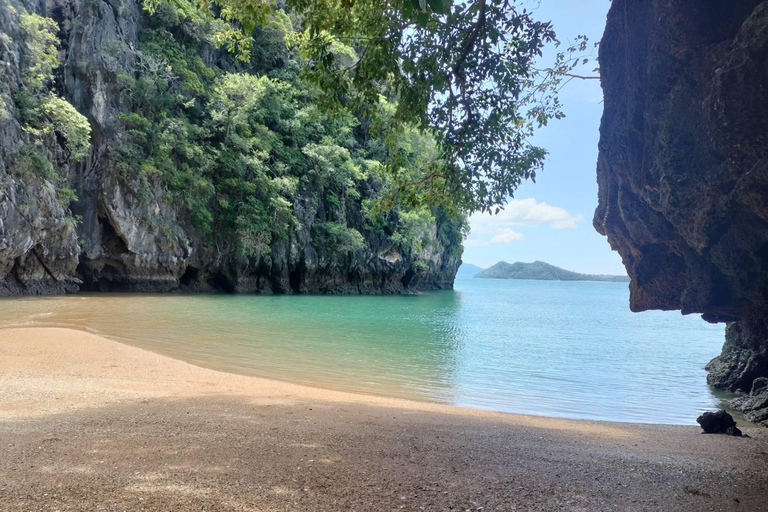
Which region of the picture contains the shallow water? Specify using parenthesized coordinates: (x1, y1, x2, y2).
(0, 277, 728, 424)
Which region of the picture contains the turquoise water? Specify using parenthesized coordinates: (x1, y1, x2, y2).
(0, 277, 728, 424)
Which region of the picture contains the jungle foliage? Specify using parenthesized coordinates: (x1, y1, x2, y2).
(145, 0, 596, 214)
(10, 12, 90, 206)
(110, 2, 464, 260)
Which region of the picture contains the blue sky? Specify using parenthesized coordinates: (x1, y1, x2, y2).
(462, 0, 625, 275)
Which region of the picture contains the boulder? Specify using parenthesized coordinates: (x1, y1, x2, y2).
(696, 410, 742, 436)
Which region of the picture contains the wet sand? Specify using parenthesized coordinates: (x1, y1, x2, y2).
(1, 327, 766, 511)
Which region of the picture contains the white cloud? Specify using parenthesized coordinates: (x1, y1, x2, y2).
(464, 198, 583, 247)
(470, 198, 583, 232)
(463, 239, 491, 248)
(490, 228, 524, 245)
(465, 228, 523, 248)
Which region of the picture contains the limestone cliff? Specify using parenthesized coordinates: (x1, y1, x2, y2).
(595, 0, 768, 424)
(0, 0, 462, 296)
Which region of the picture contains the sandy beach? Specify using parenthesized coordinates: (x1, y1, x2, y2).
(1, 327, 766, 511)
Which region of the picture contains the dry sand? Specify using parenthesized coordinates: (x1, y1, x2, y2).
(0, 327, 767, 511)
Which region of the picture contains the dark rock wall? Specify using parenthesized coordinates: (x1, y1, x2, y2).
(0, 0, 461, 296)
(707, 320, 768, 426)
(0, 0, 82, 295)
(706, 321, 768, 392)
(595, 0, 768, 322)
(595, 0, 768, 421)
(732, 377, 768, 426)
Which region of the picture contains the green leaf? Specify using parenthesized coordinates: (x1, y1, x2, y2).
(427, 0, 446, 15)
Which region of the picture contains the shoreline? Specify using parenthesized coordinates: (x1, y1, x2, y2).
(0, 324, 728, 427)
(0, 315, 723, 427)
(0, 326, 648, 428)
(1, 327, 767, 510)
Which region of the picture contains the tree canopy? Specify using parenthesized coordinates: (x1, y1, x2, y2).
(145, 0, 592, 214)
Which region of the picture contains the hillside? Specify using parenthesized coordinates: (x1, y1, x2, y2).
(475, 261, 629, 282)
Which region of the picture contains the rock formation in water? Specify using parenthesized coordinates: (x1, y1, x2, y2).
(595, 0, 768, 424)
(0, 0, 462, 296)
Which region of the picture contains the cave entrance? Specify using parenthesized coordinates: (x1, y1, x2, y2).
(206, 272, 235, 293)
(180, 266, 199, 287)
(289, 262, 305, 293)
(400, 268, 416, 288)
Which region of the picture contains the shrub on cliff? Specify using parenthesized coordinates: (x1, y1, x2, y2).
(11, 13, 91, 183)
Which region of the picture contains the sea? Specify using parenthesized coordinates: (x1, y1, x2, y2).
(0, 276, 730, 424)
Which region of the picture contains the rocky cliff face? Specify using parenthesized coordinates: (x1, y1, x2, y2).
(0, 0, 81, 295)
(0, 0, 462, 296)
(595, 0, 768, 424)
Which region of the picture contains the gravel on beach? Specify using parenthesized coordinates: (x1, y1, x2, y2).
(1, 327, 767, 511)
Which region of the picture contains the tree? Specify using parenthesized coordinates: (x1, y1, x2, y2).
(145, 0, 592, 214)
(12, 12, 91, 184)
(293, 0, 558, 214)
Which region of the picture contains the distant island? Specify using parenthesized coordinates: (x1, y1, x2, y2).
(474, 261, 630, 282)
(456, 263, 485, 278)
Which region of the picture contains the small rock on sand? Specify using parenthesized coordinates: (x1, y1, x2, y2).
(696, 410, 742, 436)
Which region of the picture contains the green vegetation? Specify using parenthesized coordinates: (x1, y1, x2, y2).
(40, 96, 91, 162)
(313, 222, 366, 256)
(0, 0, 465, 267)
(145, 0, 596, 213)
(107, 1, 461, 261)
(10, 12, 90, 209)
(2, 0, 599, 284)
(475, 261, 629, 282)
